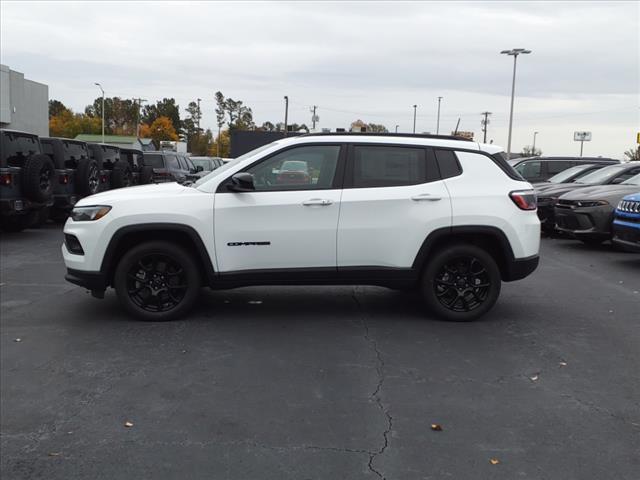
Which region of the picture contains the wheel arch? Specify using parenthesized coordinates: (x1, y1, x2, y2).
(412, 226, 518, 281)
(101, 223, 216, 287)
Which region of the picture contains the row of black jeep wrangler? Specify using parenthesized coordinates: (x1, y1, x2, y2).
(0, 129, 155, 232)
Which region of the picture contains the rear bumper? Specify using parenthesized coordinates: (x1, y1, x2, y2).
(503, 254, 539, 282)
(0, 198, 49, 215)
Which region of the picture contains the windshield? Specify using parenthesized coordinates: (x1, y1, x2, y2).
(575, 165, 626, 184)
(281, 160, 308, 172)
(622, 173, 640, 186)
(548, 164, 595, 183)
(194, 143, 278, 188)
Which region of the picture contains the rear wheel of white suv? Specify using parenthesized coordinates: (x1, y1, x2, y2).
(421, 244, 501, 322)
(114, 241, 201, 321)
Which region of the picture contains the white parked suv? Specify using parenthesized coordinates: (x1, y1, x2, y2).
(62, 133, 540, 321)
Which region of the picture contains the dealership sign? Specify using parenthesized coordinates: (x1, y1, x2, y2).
(574, 131, 592, 142)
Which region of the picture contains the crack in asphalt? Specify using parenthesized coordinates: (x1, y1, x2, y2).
(352, 288, 393, 480)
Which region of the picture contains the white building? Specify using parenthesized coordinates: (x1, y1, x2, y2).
(0, 64, 49, 136)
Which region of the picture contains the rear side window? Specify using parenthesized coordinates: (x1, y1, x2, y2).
(353, 146, 426, 188)
(516, 161, 541, 179)
(434, 149, 462, 179)
(166, 155, 180, 170)
(143, 154, 164, 168)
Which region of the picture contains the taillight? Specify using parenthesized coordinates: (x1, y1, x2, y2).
(59, 174, 69, 184)
(0, 173, 11, 186)
(510, 190, 537, 210)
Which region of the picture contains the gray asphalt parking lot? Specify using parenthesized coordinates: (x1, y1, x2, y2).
(1, 225, 639, 480)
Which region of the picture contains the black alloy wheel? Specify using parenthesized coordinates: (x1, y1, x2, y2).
(421, 244, 501, 322)
(126, 253, 188, 313)
(434, 256, 491, 312)
(114, 241, 201, 320)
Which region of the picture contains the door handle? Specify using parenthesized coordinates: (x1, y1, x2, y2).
(411, 194, 442, 201)
(302, 198, 333, 206)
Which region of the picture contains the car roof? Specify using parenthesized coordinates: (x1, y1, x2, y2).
(279, 133, 503, 154)
(513, 156, 619, 165)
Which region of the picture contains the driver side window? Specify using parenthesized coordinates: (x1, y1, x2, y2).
(246, 145, 340, 191)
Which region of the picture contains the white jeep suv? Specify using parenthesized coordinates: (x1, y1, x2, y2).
(62, 133, 540, 321)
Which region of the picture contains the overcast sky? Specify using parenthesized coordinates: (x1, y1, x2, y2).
(1, 1, 638, 158)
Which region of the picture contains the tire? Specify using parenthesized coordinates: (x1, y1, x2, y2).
(111, 161, 133, 189)
(580, 237, 604, 246)
(76, 158, 101, 196)
(420, 244, 501, 322)
(1, 211, 39, 232)
(139, 166, 154, 184)
(22, 154, 54, 203)
(114, 241, 201, 321)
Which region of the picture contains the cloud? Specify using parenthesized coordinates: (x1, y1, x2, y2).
(1, 0, 638, 157)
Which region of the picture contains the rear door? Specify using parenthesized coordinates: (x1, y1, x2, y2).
(337, 144, 451, 269)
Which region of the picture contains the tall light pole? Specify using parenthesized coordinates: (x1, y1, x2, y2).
(501, 48, 531, 159)
(283, 96, 289, 136)
(481, 111, 492, 143)
(395, 124, 399, 133)
(197, 98, 202, 130)
(134, 98, 147, 137)
(436, 96, 443, 134)
(94, 82, 105, 143)
(532, 131, 539, 153)
(412, 105, 417, 133)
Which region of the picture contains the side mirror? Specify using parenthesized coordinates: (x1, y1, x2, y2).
(196, 165, 203, 172)
(228, 172, 255, 192)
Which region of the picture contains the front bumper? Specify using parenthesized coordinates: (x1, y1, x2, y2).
(65, 268, 108, 291)
(536, 203, 556, 231)
(612, 219, 640, 252)
(554, 205, 613, 239)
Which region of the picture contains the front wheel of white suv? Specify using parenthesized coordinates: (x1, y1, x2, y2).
(114, 241, 201, 321)
(421, 244, 501, 322)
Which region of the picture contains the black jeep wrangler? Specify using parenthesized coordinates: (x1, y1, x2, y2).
(87, 143, 129, 191)
(0, 129, 55, 232)
(40, 138, 101, 222)
(120, 148, 154, 186)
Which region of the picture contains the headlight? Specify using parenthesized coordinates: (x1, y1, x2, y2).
(575, 200, 609, 208)
(538, 196, 558, 204)
(70, 205, 111, 221)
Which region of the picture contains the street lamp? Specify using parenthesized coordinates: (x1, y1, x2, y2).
(532, 131, 539, 153)
(436, 96, 443, 135)
(94, 82, 105, 143)
(500, 48, 531, 159)
(412, 105, 417, 134)
(395, 124, 399, 133)
(283, 96, 289, 136)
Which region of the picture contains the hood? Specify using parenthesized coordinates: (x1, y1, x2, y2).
(75, 182, 192, 206)
(535, 183, 591, 199)
(560, 184, 640, 202)
(621, 192, 640, 203)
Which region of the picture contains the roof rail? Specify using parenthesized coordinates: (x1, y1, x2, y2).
(297, 132, 474, 142)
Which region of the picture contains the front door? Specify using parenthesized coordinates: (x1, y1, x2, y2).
(214, 144, 344, 272)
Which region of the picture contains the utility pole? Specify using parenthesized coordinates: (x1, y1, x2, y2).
(310, 105, 317, 130)
(481, 111, 492, 143)
(197, 98, 201, 130)
(94, 83, 105, 143)
(284, 96, 289, 136)
(436, 96, 443, 134)
(501, 48, 532, 159)
(412, 105, 417, 134)
(533, 131, 539, 153)
(134, 97, 147, 137)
